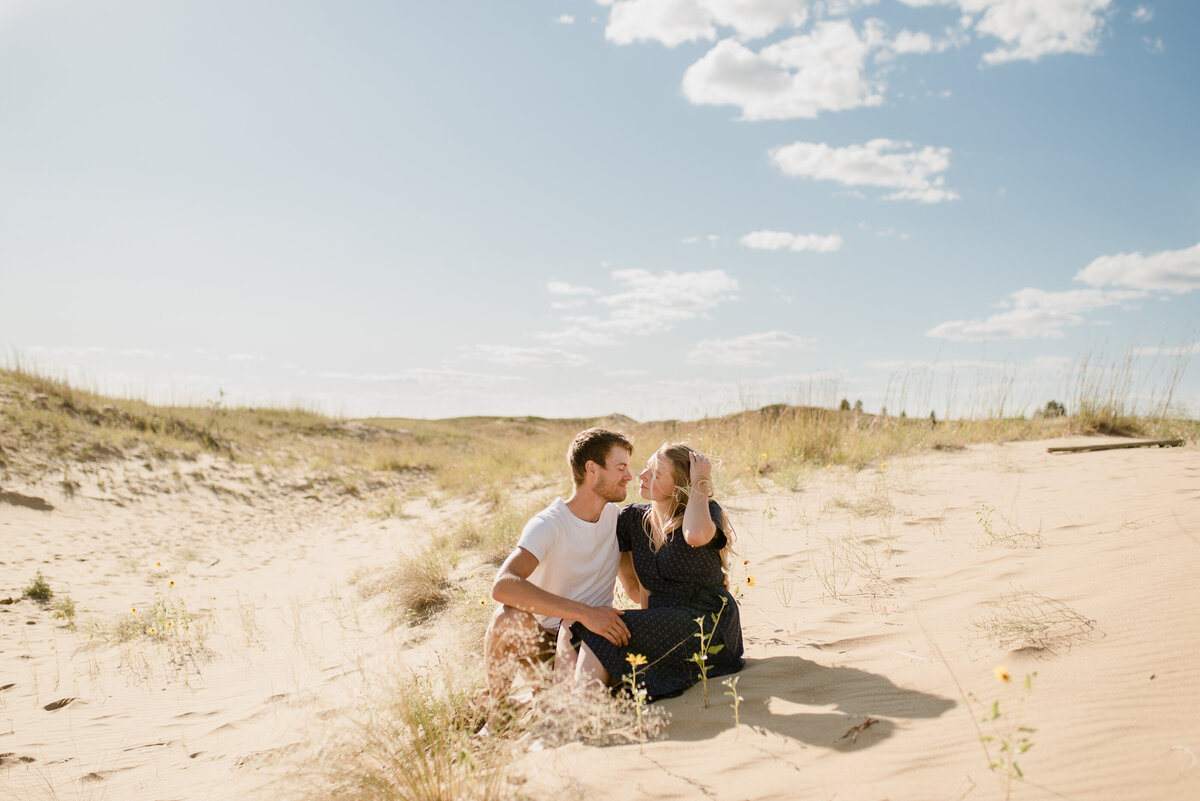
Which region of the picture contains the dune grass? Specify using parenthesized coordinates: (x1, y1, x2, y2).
(3, 354, 1195, 508)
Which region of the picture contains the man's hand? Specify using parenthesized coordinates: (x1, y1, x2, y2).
(576, 605, 630, 646)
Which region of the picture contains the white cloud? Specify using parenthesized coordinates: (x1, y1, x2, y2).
(686, 331, 812, 365)
(891, 29, 935, 54)
(556, 14, 576, 24)
(1075, 241, 1200, 294)
(597, 268, 739, 329)
(471, 345, 589, 368)
(1131, 5, 1154, 23)
(858, 221, 910, 239)
(1142, 35, 1164, 54)
(929, 241, 1196, 343)
(681, 20, 882, 120)
(682, 234, 721, 245)
(1134, 342, 1200, 356)
(228, 353, 260, 361)
(547, 280, 599, 295)
(926, 287, 1142, 341)
(813, 0, 879, 17)
(316, 368, 521, 387)
(541, 268, 739, 345)
(769, 138, 959, 203)
(973, 0, 1113, 65)
(868, 358, 1011, 371)
(599, 0, 810, 47)
(740, 230, 843, 252)
(896, 0, 1113, 65)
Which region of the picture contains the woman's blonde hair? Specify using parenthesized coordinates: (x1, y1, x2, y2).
(642, 442, 734, 567)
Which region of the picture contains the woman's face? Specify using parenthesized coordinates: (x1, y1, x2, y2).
(638, 453, 677, 502)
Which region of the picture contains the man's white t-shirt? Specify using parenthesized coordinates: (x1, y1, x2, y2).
(516, 497, 621, 630)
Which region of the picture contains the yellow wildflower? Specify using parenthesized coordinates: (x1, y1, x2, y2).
(745, 574, 757, 587)
(626, 653, 648, 668)
(168, 580, 175, 587)
(994, 665, 1011, 683)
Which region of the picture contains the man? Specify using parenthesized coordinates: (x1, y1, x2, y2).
(485, 427, 637, 700)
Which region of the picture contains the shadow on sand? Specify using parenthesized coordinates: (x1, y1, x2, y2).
(659, 655, 956, 750)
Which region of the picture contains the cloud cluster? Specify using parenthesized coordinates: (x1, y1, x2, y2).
(928, 242, 1199, 341)
(599, 0, 811, 47)
(597, 0, 1110, 125)
(770, 138, 959, 202)
(547, 280, 599, 296)
(541, 268, 740, 345)
(686, 330, 812, 365)
(898, 0, 1114, 65)
(681, 20, 883, 120)
(927, 287, 1144, 341)
(314, 368, 521, 387)
(1134, 342, 1200, 357)
(1075, 241, 1200, 294)
(740, 230, 843, 252)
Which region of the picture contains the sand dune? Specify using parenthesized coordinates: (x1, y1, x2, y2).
(523, 438, 1199, 800)
(2, 436, 1197, 799)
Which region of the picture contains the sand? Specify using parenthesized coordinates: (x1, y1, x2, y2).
(2, 437, 1198, 800)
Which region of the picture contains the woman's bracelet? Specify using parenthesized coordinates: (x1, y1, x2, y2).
(693, 478, 714, 496)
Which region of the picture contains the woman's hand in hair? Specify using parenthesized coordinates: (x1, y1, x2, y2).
(689, 450, 712, 488)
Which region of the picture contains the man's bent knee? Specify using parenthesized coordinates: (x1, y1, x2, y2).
(485, 605, 544, 662)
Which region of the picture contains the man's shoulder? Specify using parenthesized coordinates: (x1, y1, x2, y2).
(523, 498, 568, 530)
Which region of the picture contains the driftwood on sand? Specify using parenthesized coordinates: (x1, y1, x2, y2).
(1047, 438, 1185, 454)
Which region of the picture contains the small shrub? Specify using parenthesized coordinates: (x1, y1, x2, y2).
(977, 505, 1043, 549)
(974, 591, 1096, 653)
(52, 594, 77, 625)
(23, 571, 52, 603)
(1040, 400, 1066, 418)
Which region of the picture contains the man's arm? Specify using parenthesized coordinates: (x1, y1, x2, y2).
(616, 551, 649, 608)
(492, 547, 631, 645)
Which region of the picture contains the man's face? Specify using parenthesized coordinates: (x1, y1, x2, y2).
(592, 446, 633, 503)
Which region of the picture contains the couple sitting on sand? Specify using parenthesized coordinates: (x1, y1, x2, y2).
(485, 428, 744, 702)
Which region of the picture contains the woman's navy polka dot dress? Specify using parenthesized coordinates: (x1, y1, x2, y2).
(573, 501, 744, 701)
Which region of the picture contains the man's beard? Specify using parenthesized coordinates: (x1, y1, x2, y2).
(595, 476, 627, 503)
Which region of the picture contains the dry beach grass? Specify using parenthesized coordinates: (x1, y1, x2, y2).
(1, 361, 1198, 800)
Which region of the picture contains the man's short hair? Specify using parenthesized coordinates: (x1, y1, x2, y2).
(568, 428, 632, 486)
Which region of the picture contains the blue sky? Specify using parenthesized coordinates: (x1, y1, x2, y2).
(2, 0, 1197, 420)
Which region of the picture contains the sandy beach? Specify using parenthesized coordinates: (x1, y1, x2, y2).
(2, 434, 1198, 800)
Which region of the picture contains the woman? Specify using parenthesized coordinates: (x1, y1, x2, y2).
(564, 442, 744, 701)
